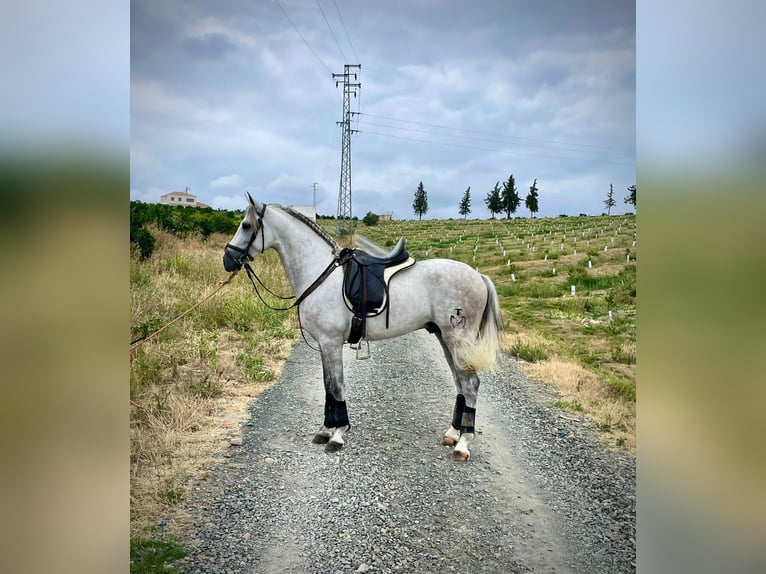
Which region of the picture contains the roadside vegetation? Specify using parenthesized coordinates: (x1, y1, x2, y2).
(129, 221, 297, 570)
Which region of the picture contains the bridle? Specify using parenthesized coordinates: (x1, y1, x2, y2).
(223, 202, 353, 312)
(222, 202, 354, 352)
(224, 201, 266, 268)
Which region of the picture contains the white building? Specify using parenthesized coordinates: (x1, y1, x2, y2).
(160, 190, 210, 208)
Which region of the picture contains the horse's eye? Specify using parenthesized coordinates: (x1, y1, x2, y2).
(241, 221, 251, 230)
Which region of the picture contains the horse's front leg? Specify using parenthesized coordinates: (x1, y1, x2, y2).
(311, 344, 350, 452)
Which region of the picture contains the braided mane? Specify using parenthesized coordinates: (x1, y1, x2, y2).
(279, 205, 340, 251)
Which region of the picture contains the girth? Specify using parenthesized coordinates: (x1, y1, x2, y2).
(341, 238, 415, 344)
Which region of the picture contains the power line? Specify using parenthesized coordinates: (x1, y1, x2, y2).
(333, 0, 360, 64)
(358, 130, 635, 166)
(357, 119, 633, 159)
(360, 111, 635, 155)
(274, 0, 331, 75)
(315, 0, 347, 62)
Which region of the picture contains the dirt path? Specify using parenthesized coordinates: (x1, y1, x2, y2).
(174, 330, 635, 573)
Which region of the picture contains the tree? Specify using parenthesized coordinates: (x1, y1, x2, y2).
(485, 182, 503, 219)
(624, 184, 636, 209)
(362, 211, 379, 226)
(130, 224, 155, 259)
(604, 183, 616, 216)
(412, 181, 428, 220)
(501, 174, 520, 219)
(525, 178, 539, 218)
(458, 186, 471, 219)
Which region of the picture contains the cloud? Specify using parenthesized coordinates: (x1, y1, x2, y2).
(210, 174, 244, 189)
(211, 194, 248, 211)
(131, 1, 634, 218)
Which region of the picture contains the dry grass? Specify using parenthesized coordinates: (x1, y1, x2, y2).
(521, 357, 635, 451)
(498, 327, 635, 450)
(130, 228, 298, 539)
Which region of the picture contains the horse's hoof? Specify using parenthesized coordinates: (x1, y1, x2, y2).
(441, 436, 458, 446)
(325, 440, 344, 452)
(451, 450, 470, 462)
(312, 434, 331, 444)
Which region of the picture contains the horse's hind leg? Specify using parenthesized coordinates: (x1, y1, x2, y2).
(445, 370, 480, 461)
(312, 344, 351, 452)
(435, 332, 480, 461)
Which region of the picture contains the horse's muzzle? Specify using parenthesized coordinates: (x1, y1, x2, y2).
(223, 251, 242, 272)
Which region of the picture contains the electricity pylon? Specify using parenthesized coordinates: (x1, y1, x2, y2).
(332, 64, 360, 232)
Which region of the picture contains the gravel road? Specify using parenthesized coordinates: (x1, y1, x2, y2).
(175, 330, 635, 574)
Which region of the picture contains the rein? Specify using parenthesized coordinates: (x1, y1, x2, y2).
(230, 205, 354, 351)
(241, 250, 352, 311)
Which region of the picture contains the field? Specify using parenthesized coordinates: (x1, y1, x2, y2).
(130, 213, 636, 567)
(340, 214, 637, 447)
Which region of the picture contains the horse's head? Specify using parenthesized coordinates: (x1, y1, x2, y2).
(223, 193, 266, 272)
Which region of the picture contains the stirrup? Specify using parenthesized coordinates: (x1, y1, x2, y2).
(350, 340, 370, 360)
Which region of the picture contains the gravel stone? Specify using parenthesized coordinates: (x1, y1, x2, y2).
(174, 331, 635, 573)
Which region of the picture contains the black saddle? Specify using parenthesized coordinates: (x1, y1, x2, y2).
(341, 238, 415, 344)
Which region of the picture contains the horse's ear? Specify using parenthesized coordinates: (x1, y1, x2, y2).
(245, 192, 265, 217)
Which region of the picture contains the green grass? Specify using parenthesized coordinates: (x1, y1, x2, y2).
(553, 399, 584, 412)
(186, 373, 224, 398)
(130, 536, 186, 574)
(130, 348, 165, 397)
(236, 334, 277, 382)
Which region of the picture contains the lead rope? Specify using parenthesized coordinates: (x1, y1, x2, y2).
(129, 270, 240, 361)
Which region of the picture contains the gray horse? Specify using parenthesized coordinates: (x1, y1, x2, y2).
(223, 194, 503, 461)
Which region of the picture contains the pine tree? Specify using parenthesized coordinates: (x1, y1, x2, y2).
(604, 183, 616, 216)
(458, 186, 471, 219)
(501, 174, 520, 219)
(624, 184, 636, 208)
(485, 182, 502, 219)
(525, 178, 539, 218)
(412, 181, 428, 220)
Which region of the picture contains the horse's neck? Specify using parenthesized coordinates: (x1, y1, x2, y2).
(269, 212, 336, 296)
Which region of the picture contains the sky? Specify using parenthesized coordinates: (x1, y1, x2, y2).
(130, 0, 636, 219)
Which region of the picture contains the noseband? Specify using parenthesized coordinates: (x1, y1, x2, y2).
(224, 202, 266, 266)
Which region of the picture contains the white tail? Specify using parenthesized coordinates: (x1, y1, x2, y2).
(454, 274, 504, 372)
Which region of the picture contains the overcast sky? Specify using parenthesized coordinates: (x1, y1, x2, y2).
(130, 0, 635, 219)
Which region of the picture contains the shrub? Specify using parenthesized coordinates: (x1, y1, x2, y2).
(362, 211, 380, 226)
(510, 338, 549, 362)
(131, 225, 156, 260)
